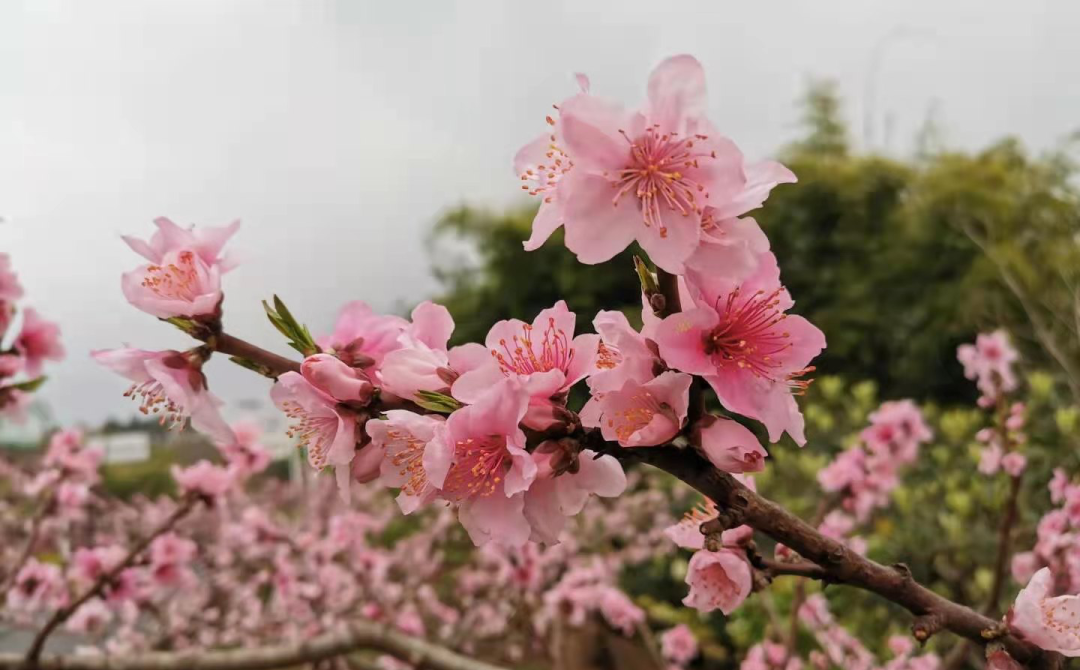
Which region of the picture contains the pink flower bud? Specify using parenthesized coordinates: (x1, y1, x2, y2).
(301, 354, 375, 404)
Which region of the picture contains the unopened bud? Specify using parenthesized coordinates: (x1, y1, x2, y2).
(302, 354, 375, 404)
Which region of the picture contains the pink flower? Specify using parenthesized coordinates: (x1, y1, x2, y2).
(523, 445, 626, 543)
(1009, 567, 1080, 656)
(271, 371, 359, 498)
(888, 635, 914, 658)
(597, 588, 646, 636)
(1012, 552, 1040, 585)
(519, 55, 748, 272)
(665, 498, 753, 551)
(580, 309, 661, 426)
(317, 301, 409, 370)
(122, 217, 240, 272)
(56, 482, 91, 512)
(8, 559, 66, 613)
(13, 307, 64, 377)
(1002, 451, 1027, 477)
(378, 302, 477, 400)
(684, 158, 796, 277)
(171, 460, 233, 498)
(367, 410, 452, 514)
(43, 429, 102, 484)
(860, 400, 932, 464)
(121, 248, 223, 319)
(586, 310, 659, 393)
(93, 347, 234, 444)
(217, 421, 271, 477)
(682, 548, 752, 614)
(979, 444, 1004, 475)
(442, 377, 535, 547)
(300, 353, 375, 403)
(0, 353, 20, 379)
(65, 598, 112, 635)
(957, 330, 1019, 399)
(1050, 469, 1071, 504)
(514, 73, 588, 254)
(148, 532, 197, 586)
(660, 624, 698, 665)
(452, 301, 598, 412)
(0, 253, 23, 301)
(696, 415, 767, 473)
(587, 371, 691, 447)
(655, 253, 825, 445)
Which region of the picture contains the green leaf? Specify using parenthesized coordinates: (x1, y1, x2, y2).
(9, 376, 46, 392)
(263, 295, 320, 357)
(414, 390, 463, 414)
(634, 255, 658, 296)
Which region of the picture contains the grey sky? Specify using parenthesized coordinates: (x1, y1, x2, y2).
(2, 0, 1078, 428)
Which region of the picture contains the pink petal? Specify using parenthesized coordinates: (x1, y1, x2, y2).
(655, 308, 720, 376)
(409, 301, 454, 351)
(523, 199, 565, 252)
(646, 55, 707, 136)
(561, 172, 641, 264)
(459, 492, 530, 547)
(635, 208, 701, 274)
(574, 450, 627, 497)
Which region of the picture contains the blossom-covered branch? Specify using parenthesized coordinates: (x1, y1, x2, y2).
(71, 54, 1080, 670)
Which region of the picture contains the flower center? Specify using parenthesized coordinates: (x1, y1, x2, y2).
(704, 288, 791, 380)
(442, 435, 508, 500)
(610, 127, 714, 238)
(280, 400, 339, 469)
(519, 117, 573, 204)
(124, 380, 185, 430)
(141, 251, 201, 302)
(607, 390, 667, 443)
(387, 428, 429, 497)
(594, 342, 621, 370)
(492, 318, 573, 377)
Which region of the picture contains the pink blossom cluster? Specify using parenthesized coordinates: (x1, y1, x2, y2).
(0, 253, 64, 421)
(89, 55, 825, 561)
(663, 477, 757, 614)
(814, 400, 933, 551)
(957, 332, 1030, 479)
(957, 330, 1019, 406)
(1010, 470, 1080, 600)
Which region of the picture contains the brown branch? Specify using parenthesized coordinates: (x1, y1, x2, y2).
(987, 472, 1023, 616)
(23, 496, 199, 664)
(615, 445, 1058, 668)
(205, 332, 301, 378)
(758, 557, 830, 581)
(1, 619, 508, 670)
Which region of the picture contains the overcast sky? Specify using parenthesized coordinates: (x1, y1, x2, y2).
(3, 0, 1079, 428)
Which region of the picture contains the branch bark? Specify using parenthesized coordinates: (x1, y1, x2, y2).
(205, 332, 301, 378)
(1, 620, 508, 670)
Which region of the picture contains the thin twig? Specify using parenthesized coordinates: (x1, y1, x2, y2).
(23, 496, 199, 664)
